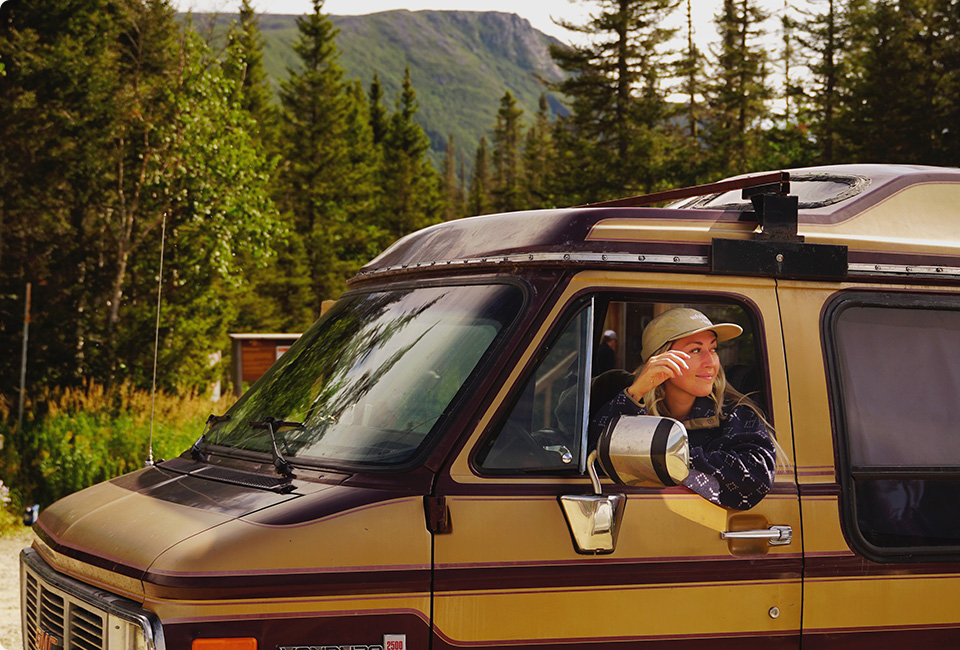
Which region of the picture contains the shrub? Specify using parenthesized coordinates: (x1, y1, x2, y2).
(0, 381, 235, 509)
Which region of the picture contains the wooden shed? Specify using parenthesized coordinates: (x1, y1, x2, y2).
(228, 333, 301, 396)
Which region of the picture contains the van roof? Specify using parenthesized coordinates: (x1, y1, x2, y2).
(355, 164, 960, 285)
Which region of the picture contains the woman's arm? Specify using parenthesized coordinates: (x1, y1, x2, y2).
(684, 405, 777, 510)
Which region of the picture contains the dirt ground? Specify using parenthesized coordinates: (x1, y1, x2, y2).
(0, 528, 32, 650)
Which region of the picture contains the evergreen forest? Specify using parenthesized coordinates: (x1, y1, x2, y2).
(2, 0, 960, 404)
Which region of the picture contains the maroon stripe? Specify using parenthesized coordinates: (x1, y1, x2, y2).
(162, 611, 429, 649)
(805, 554, 960, 579)
(144, 568, 431, 601)
(432, 631, 800, 649)
(439, 482, 798, 498)
(802, 625, 960, 649)
(34, 525, 147, 581)
(799, 483, 841, 497)
(434, 557, 800, 593)
(848, 248, 960, 272)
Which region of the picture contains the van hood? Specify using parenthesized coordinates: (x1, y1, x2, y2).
(32, 459, 337, 600)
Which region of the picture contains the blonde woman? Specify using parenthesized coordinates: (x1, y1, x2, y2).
(590, 308, 778, 510)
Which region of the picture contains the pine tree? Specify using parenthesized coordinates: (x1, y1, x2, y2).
(368, 71, 389, 146)
(224, 0, 274, 137)
(0, 0, 280, 390)
(666, 0, 709, 186)
(468, 136, 491, 216)
(491, 91, 525, 212)
(704, 0, 772, 177)
(677, 0, 705, 145)
(940, 0, 960, 163)
(549, 0, 679, 200)
(795, 0, 847, 162)
(277, 0, 376, 314)
(835, 0, 955, 164)
(523, 93, 555, 207)
(377, 67, 443, 240)
(759, 1, 817, 169)
(441, 134, 465, 220)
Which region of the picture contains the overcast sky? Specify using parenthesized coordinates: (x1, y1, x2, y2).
(172, 0, 791, 48)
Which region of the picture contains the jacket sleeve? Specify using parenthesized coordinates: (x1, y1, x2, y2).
(588, 389, 645, 451)
(683, 405, 777, 510)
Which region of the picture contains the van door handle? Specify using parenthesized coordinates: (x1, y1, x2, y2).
(721, 525, 792, 546)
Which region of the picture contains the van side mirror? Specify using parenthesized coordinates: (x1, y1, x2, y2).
(558, 416, 689, 554)
(598, 415, 690, 487)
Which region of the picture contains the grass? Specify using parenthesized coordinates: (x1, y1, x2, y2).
(0, 381, 235, 511)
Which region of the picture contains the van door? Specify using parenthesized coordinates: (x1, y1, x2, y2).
(431, 271, 802, 649)
(779, 281, 960, 647)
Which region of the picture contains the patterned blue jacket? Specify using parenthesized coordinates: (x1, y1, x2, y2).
(590, 391, 777, 510)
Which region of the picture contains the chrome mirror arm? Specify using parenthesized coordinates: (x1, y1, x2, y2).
(586, 450, 603, 495)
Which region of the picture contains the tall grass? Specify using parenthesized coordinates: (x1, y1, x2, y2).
(0, 381, 235, 515)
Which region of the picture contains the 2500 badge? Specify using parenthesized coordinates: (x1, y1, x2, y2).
(279, 634, 406, 650)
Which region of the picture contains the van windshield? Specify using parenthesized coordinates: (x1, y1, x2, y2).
(208, 284, 523, 468)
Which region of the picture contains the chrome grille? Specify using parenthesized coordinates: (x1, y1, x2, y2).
(24, 574, 39, 648)
(70, 605, 104, 650)
(20, 548, 164, 650)
(23, 572, 104, 650)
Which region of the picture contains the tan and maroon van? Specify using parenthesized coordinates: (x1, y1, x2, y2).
(21, 164, 960, 650)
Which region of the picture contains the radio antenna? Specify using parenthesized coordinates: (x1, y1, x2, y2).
(146, 214, 167, 467)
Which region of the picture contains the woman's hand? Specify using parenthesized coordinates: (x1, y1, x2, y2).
(626, 350, 691, 401)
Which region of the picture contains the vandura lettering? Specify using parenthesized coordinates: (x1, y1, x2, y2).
(278, 646, 384, 650)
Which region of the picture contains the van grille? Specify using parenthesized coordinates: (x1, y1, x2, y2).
(20, 548, 163, 650)
(24, 571, 104, 650)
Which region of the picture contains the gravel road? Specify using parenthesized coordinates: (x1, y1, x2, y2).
(0, 529, 32, 650)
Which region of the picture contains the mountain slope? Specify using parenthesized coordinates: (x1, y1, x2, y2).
(193, 10, 565, 172)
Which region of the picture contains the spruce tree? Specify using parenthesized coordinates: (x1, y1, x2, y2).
(549, 0, 679, 200)
(666, 0, 709, 186)
(677, 0, 705, 145)
(224, 0, 274, 135)
(0, 0, 279, 390)
(441, 134, 465, 220)
(468, 136, 491, 216)
(523, 93, 555, 208)
(491, 91, 525, 212)
(835, 0, 955, 164)
(277, 0, 375, 314)
(368, 71, 389, 146)
(759, 1, 817, 169)
(704, 0, 772, 177)
(795, 0, 848, 162)
(377, 67, 442, 240)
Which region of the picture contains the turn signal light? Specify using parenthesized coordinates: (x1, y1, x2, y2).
(192, 639, 257, 650)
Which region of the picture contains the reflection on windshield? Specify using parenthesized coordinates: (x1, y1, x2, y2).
(210, 284, 523, 467)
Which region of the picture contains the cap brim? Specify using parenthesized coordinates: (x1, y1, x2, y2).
(671, 322, 743, 345)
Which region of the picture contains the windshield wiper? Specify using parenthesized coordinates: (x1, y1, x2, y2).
(190, 414, 231, 461)
(250, 417, 302, 478)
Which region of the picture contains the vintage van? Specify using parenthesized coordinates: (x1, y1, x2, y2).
(20, 164, 960, 650)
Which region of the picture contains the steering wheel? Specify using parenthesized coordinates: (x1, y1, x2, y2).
(483, 421, 571, 469)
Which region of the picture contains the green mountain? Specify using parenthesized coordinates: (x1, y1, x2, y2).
(190, 10, 566, 172)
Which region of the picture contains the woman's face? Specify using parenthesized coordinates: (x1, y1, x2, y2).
(666, 330, 719, 399)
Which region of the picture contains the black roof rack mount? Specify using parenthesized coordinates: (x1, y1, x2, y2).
(711, 171, 848, 280)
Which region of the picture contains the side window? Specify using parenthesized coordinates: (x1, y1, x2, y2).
(475, 296, 766, 475)
(476, 304, 591, 472)
(829, 295, 960, 557)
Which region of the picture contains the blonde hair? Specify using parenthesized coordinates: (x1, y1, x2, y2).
(639, 342, 790, 472)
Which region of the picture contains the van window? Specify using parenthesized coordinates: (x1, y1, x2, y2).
(475, 297, 764, 474)
(830, 297, 960, 555)
(476, 303, 592, 472)
(210, 283, 524, 469)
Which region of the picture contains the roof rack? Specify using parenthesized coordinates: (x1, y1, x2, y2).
(582, 171, 790, 208)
